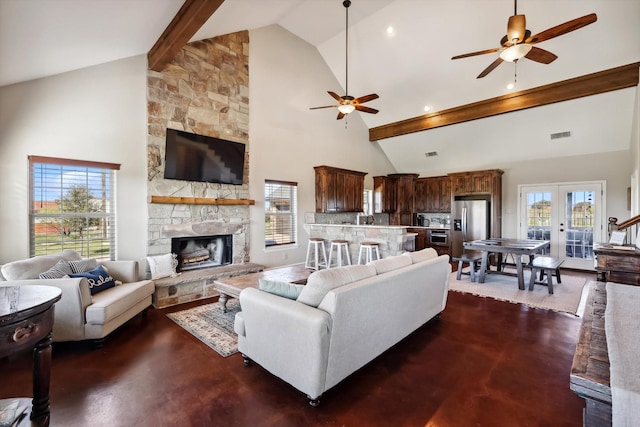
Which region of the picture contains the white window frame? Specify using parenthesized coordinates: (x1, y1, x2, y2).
(264, 180, 298, 248)
(29, 156, 119, 260)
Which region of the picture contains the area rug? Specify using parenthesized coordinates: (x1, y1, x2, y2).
(448, 268, 588, 316)
(167, 299, 240, 357)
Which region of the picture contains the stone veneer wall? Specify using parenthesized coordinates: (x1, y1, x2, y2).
(146, 31, 251, 261)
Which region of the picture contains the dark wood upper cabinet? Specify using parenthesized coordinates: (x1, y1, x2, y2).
(414, 176, 451, 213)
(388, 173, 418, 225)
(373, 175, 397, 213)
(314, 166, 366, 213)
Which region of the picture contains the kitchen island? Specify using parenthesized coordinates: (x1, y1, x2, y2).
(305, 224, 415, 261)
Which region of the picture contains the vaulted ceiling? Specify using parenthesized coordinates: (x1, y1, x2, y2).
(1, 0, 638, 175)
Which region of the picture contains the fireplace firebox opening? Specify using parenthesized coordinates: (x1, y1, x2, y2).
(171, 234, 232, 272)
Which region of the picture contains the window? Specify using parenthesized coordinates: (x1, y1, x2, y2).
(264, 180, 297, 247)
(29, 156, 120, 260)
(363, 189, 373, 215)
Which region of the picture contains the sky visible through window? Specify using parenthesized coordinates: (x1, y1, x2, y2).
(33, 164, 112, 202)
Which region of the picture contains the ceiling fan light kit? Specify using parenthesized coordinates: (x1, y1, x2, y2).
(451, 0, 597, 78)
(309, 0, 379, 120)
(499, 43, 532, 62)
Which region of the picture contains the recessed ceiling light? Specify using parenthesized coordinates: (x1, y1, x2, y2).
(506, 82, 515, 90)
(386, 26, 394, 34)
(424, 105, 431, 112)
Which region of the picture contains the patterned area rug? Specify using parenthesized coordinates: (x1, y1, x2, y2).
(448, 268, 589, 316)
(167, 299, 240, 357)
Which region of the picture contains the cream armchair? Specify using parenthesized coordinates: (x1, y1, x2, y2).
(1, 250, 154, 344)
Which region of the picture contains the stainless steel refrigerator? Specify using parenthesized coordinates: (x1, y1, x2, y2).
(451, 198, 490, 258)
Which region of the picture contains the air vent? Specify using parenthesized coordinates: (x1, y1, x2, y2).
(425, 151, 438, 157)
(550, 131, 571, 140)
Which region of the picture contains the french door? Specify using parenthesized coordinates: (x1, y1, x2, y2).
(519, 182, 604, 270)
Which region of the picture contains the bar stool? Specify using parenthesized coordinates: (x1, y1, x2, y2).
(327, 240, 351, 268)
(358, 242, 381, 265)
(305, 237, 327, 270)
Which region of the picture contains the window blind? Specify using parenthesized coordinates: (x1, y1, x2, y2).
(29, 156, 119, 260)
(264, 180, 297, 247)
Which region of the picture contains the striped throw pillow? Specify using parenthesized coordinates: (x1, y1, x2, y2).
(39, 259, 73, 279)
(69, 258, 99, 274)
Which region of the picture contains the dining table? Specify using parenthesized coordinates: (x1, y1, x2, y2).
(463, 238, 551, 290)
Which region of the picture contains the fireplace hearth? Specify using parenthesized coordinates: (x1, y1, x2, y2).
(171, 235, 232, 272)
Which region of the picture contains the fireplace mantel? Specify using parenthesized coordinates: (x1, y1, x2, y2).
(150, 196, 255, 205)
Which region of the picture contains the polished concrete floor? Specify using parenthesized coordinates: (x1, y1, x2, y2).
(0, 273, 590, 427)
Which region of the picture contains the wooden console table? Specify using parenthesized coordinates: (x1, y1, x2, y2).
(594, 243, 640, 285)
(0, 285, 62, 427)
(570, 281, 612, 426)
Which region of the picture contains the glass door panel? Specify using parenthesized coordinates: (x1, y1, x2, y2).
(520, 182, 603, 270)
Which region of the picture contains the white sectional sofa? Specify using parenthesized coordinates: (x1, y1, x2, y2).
(1, 250, 154, 344)
(234, 248, 451, 405)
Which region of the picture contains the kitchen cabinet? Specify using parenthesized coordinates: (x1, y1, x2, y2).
(314, 165, 367, 213)
(389, 173, 418, 225)
(373, 176, 397, 213)
(413, 179, 429, 213)
(449, 169, 501, 196)
(415, 176, 451, 213)
(407, 228, 427, 251)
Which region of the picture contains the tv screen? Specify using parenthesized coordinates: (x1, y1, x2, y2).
(164, 129, 245, 185)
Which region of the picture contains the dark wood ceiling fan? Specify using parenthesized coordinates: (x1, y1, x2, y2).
(310, 0, 379, 120)
(451, 0, 597, 78)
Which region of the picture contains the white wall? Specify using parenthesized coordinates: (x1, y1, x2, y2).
(248, 25, 396, 268)
(500, 150, 631, 239)
(0, 55, 148, 263)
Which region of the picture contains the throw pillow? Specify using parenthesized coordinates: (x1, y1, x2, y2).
(68, 258, 99, 274)
(146, 253, 178, 280)
(258, 278, 305, 300)
(69, 265, 116, 295)
(39, 259, 73, 279)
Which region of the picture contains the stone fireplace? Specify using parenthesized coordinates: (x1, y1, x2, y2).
(144, 31, 257, 308)
(171, 234, 232, 272)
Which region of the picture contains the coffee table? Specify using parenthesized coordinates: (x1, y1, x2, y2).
(213, 265, 313, 312)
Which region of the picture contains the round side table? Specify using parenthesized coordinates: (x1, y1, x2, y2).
(1, 285, 62, 427)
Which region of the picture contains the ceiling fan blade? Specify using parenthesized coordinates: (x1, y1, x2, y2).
(328, 91, 343, 102)
(355, 105, 379, 114)
(309, 105, 338, 110)
(524, 46, 558, 64)
(525, 13, 597, 44)
(452, 47, 501, 60)
(477, 57, 504, 78)
(337, 112, 346, 120)
(506, 14, 527, 44)
(355, 93, 379, 104)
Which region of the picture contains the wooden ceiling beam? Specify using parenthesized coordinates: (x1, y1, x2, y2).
(148, 0, 225, 72)
(369, 62, 640, 142)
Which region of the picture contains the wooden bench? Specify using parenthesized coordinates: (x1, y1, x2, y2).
(528, 256, 564, 294)
(452, 253, 483, 282)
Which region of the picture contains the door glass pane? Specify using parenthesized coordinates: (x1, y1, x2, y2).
(564, 191, 594, 260)
(526, 192, 551, 242)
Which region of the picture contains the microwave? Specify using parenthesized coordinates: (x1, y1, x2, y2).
(428, 229, 449, 246)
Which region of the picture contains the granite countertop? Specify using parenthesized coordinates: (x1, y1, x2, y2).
(407, 225, 451, 230)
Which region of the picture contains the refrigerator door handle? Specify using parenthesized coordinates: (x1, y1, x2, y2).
(462, 207, 467, 242)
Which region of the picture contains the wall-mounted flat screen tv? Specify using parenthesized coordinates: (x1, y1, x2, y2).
(164, 129, 245, 185)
